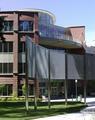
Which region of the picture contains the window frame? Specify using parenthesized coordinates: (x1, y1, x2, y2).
(0, 63, 13, 74)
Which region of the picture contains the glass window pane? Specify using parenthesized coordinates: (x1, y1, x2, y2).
(19, 42, 25, 52)
(0, 84, 12, 96)
(9, 63, 13, 73)
(9, 22, 13, 31)
(23, 21, 29, 31)
(19, 42, 22, 52)
(3, 63, 7, 73)
(18, 63, 22, 73)
(0, 84, 3, 95)
(23, 64, 25, 73)
(9, 42, 13, 52)
(4, 42, 7, 52)
(4, 21, 8, 31)
(0, 63, 2, 73)
(0, 43, 2, 52)
(19, 21, 33, 31)
(21, 42, 25, 52)
(29, 22, 33, 31)
(0, 42, 13, 53)
(18, 63, 25, 73)
(4, 21, 13, 31)
(3, 85, 7, 95)
(29, 84, 34, 95)
(8, 84, 12, 96)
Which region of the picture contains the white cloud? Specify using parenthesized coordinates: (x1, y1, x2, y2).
(85, 30, 95, 46)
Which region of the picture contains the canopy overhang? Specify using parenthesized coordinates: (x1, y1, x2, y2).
(39, 37, 83, 49)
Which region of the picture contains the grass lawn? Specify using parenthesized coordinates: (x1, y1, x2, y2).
(0, 101, 86, 120)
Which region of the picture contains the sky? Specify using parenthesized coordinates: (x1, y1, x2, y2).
(0, 0, 95, 45)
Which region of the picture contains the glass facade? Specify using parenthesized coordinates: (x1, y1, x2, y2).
(3, 21, 13, 31)
(39, 13, 54, 25)
(39, 24, 64, 40)
(38, 13, 65, 40)
(19, 21, 33, 31)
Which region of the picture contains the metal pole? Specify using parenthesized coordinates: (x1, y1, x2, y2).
(75, 80, 78, 101)
(34, 44, 37, 110)
(25, 40, 29, 111)
(84, 80, 86, 105)
(65, 51, 68, 105)
(48, 49, 51, 109)
(64, 79, 67, 104)
(84, 54, 86, 105)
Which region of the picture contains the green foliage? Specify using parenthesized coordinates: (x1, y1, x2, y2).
(0, 84, 5, 95)
(51, 81, 59, 86)
(0, 101, 86, 120)
(12, 91, 17, 98)
(0, 97, 41, 102)
(0, 84, 5, 90)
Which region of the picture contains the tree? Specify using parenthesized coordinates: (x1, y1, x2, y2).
(22, 82, 26, 96)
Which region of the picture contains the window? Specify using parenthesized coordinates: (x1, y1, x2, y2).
(18, 84, 34, 96)
(3, 21, 13, 31)
(19, 42, 25, 52)
(28, 84, 34, 95)
(39, 82, 47, 95)
(9, 63, 13, 73)
(0, 63, 13, 73)
(0, 42, 13, 52)
(3, 63, 7, 73)
(0, 84, 12, 96)
(0, 64, 2, 73)
(39, 24, 64, 40)
(18, 63, 25, 73)
(19, 21, 33, 31)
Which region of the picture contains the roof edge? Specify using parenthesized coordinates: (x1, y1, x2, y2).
(18, 8, 56, 24)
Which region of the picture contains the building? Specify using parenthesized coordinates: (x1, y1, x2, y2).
(0, 8, 85, 97)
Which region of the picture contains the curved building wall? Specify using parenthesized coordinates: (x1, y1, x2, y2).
(38, 12, 54, 25)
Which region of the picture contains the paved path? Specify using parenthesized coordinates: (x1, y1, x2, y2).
(34, 98, 95, 120)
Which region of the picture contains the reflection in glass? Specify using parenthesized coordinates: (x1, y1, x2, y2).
(3, 21, 13, 31)
(39, 24, 64, 40)
(19, 21, 33, 31)
(39, 13, 54, 25)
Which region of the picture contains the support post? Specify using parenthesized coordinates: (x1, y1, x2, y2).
(84, 54, 86, 105)
(64, 79, 67, 104)
(34, 44, 37, 110)
(75, 79, 78, 101)
(84, 80, 86, 105)
(48, 49, 51, 109)
(65, 51, 68, 104)
(25, 40, 29, 111)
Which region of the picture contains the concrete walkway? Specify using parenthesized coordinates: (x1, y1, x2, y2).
(34, 98, 95, 120)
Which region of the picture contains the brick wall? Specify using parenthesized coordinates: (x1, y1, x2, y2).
(68, 26, 85, 44)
